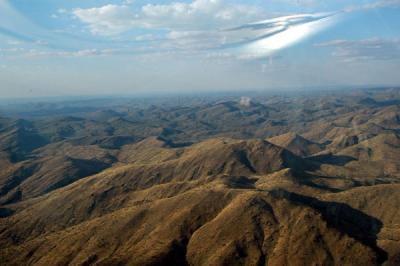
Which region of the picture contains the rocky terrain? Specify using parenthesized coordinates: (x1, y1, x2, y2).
(0, 87, 399, 265)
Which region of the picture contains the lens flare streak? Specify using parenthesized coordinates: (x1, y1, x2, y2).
(226, 12, 341, 58)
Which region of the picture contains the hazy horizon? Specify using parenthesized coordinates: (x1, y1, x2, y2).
(1, 84, 399, 102)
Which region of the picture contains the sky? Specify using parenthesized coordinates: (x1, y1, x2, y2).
(0, 0, 400, 97)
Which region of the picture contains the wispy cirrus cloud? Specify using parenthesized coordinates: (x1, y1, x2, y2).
(0, 0, 396, 61)
(345, 0, 400, 11)
(70, 0, 400, 37)
(316, 38, 400, 62)
(70, 0, 341, 59)
(223, 12, 341, 59)
(1, 0, 400, 96)
(129, 12, 341, 59)
(1, 11, 341, 60)
(0, 47, 119, 58)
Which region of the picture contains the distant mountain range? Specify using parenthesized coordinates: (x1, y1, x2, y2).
(0, 88, 400, 265)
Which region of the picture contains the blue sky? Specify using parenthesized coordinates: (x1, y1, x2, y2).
(0, 0, 400, 97)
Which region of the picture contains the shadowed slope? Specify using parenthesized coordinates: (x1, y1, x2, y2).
(268, 132, 324, 157)
(0, 187, 385, 266)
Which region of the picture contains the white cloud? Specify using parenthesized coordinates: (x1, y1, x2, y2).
(135, 34, 159, 41)
(316, 38, 400, 62)
(57, 8, 68, 14)
(0, 47, 25, 53)
(72, 4, 340, 60)
(1, 48, 117, 58)
(51, 8, 68, 19)
(150, 12, 341, 60)
(163, 30, 226, 50)
(363, 0, 400, 9)
(73, 5, 138, 35)
(7, 40, 22, 46)
(345, 0, 400, 12)
(73, 0, 264, 35)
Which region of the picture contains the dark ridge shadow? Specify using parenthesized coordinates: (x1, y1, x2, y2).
(299, 172, 391, 192)
(273, 170, 345, 193)
(322, 140, 333, 146)
(3, 121, 50, 163)
(306, 183, 342, 193)
(374, 99, 400, 107)
(43, 157, 113, 195)
(157, 136, 193, 148)
(269, 189, 388, 264)
(0, 165, 36, 198)
(98, 136, 139, 149)
(81, 254, 98, 266)
(2, 189, 22, 205)
(220, 101, 241, 112)
(222, 176, 257, 189)
(68, 135, 140, 148)
(0, 207, 15, 218)
(297, 172, 351, 193)
(307, 153, 356, 166)
(235, 150, 257, 173)
(152, 239, 190, 266)
(358, 97, 400, 108)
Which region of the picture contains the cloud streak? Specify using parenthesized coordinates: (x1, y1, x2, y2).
(111, 12, 342, 60)
(316, 38, 400, 62)
(70, 0, 342, 59)
(1, 0, 396, 62)
(222, 12, 341, 59)
(345, 0, 400, 11)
